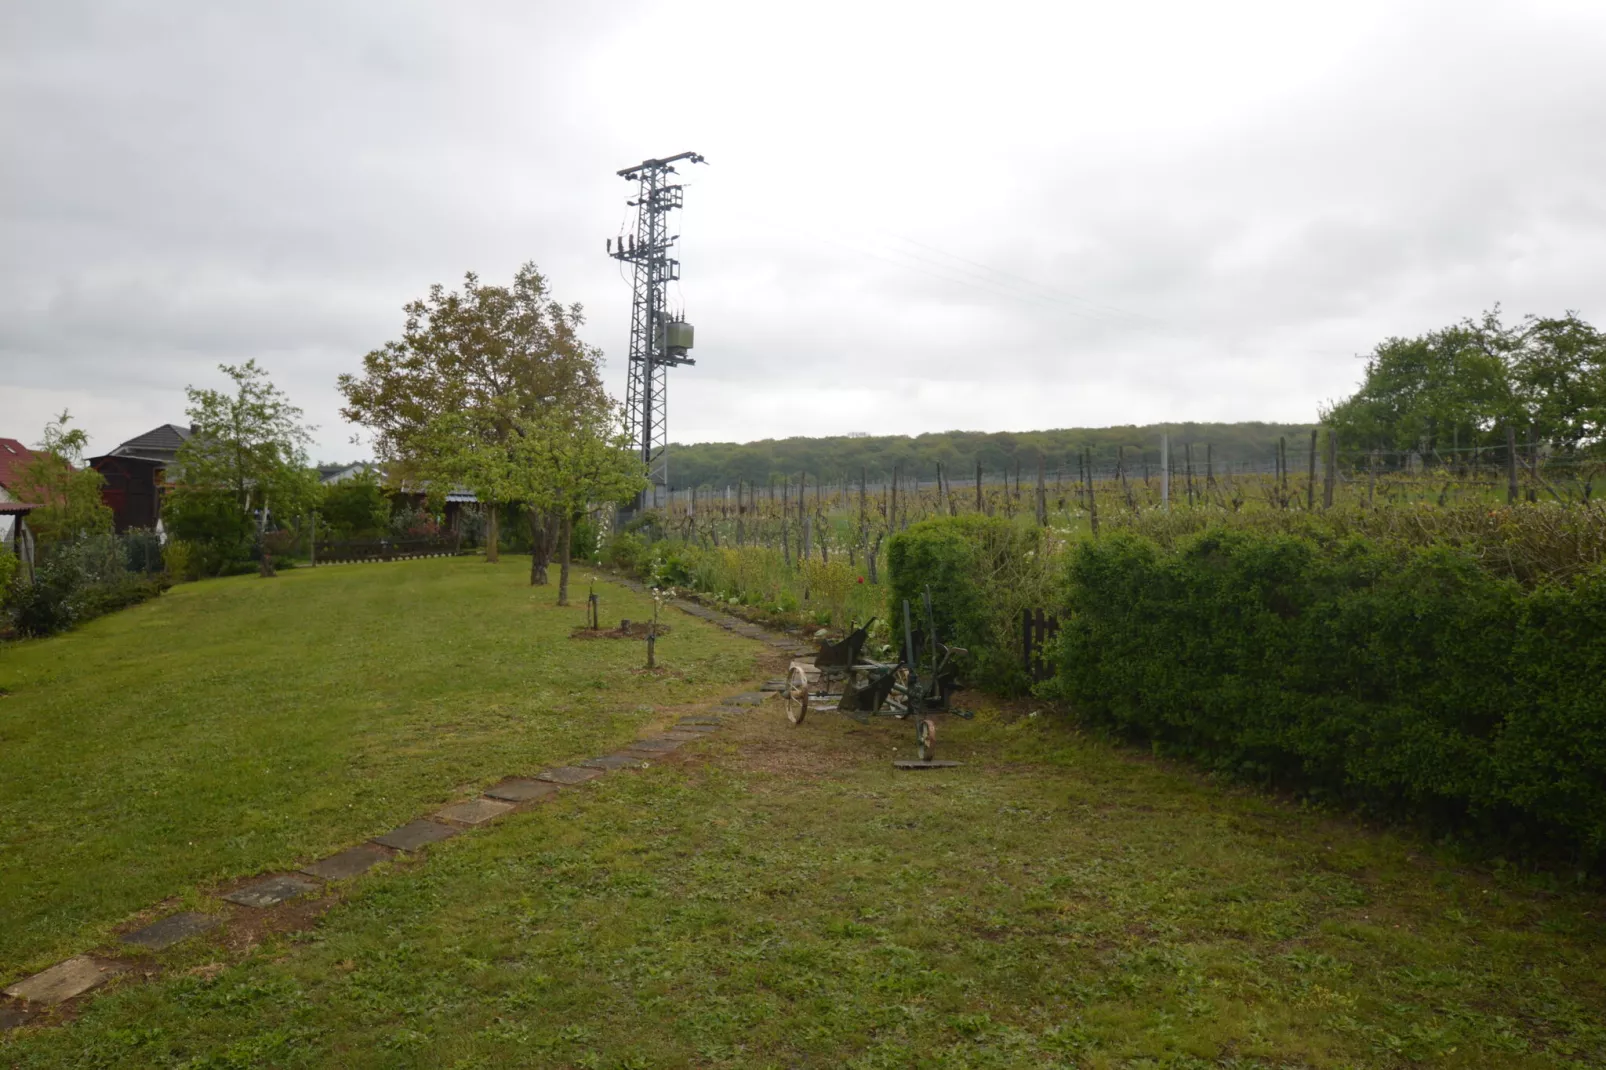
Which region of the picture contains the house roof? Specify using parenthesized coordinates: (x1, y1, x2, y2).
(89, 453, 167, 470)
(0, 437, 39, 492)
(317, 461, 376, 483)
(110, 423, 192, 462)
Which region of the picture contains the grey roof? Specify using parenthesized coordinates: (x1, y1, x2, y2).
(110, 423, 192, 462)
(317, 461, 381, 485)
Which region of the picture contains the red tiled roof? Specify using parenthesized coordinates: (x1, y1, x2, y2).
(0, 437, 39, 494)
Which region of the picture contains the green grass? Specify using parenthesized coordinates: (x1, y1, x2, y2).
(6, 699, 1605, 1067)
(0, 556, 760, 983)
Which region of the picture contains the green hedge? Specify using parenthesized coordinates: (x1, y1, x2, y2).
(887, 515, 1053, 694)
(1043, 529, 1606, 864)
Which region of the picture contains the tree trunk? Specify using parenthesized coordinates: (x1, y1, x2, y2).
(557, 513, 572, 605)
(486, 504, 500, 563)
(257, 491, 275, 577)
(528, 508, 559, 585)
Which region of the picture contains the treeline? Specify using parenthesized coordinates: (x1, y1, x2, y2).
(666, 422, 1314, 488)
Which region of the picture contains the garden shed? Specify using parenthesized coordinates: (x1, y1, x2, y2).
(89, 423, 192, 532)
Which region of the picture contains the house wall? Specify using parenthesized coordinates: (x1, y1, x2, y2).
(92, 457, 162, 532)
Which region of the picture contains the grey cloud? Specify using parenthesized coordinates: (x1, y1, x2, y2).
(2, 0, 1604, 457)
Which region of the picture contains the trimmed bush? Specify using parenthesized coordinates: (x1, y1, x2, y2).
(887, 515, 1055, 694)
(1043, 528, 1606, 864)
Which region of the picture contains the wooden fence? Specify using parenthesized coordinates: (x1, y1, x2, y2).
(1022, 608, 1061, 682)
(313, 535, 464, 565)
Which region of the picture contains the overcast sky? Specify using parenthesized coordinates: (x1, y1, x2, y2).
(3, 0, 1604, 461)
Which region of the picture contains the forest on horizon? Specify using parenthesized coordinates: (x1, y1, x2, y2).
(663, 422, 1314, 488)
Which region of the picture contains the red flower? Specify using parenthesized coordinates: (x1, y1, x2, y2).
(857, 576, 865, 583)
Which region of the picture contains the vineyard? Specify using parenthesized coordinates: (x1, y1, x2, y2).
(610, 434, 1606, 626)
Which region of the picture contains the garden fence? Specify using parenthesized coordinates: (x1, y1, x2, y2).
(312, 534, 464, 565)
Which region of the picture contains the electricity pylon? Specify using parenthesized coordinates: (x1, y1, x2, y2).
(608, 151, 705, 511)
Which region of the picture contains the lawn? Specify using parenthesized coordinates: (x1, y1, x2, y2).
(0, 556, 761, 984)
(5, 680, 1605, 1066)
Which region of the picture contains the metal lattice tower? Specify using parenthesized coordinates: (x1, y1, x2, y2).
(609, 151, 705, 510)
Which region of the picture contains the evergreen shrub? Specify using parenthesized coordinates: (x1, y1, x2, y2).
(1043, 529, 1606, 863)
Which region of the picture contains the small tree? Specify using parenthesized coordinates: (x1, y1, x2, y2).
(165, 361, 317, 576)
(418, 395, 643, 591)
(504, 399, 645, 600)
(12, 412, 113, 545)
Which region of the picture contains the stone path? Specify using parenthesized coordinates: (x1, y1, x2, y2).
(0, 572, 807, 1032)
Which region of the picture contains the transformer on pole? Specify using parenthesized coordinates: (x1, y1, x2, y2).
(608, 151, 705, 512)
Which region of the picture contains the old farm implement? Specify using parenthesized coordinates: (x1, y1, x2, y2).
(783, 588, 973, 763)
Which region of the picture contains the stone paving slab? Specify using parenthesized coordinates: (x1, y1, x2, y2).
(122, 911, 222, 950)
(661, 730, 707, 741)
(582, 753, 649, 770)
(484, 777, 560, 803)
(759, 680, 788, 691)
(223, 874, 319, 908)
(625, 738, 685, 754)
(301, 842, 393, 881)
(672, 723, 720, 733)
(710, 706, 748, 717)
(372, 819, 458, 852)
(536, 765, 605, 786)
(435, 797, 515, 826)
(892, 760, 964, 770)
(722, 693, 769, 706)
(4, 957, 124, 1005)
(0, 999, 29, 1030)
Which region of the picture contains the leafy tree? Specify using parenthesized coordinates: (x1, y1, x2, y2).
(339, 263, 609, 568)
(1511, 314, 1606, 453)
(11, 412, 114, 545)
(420, 394, 643, 592)
(1325, 309, 1605, 458)
(164, 360, 317, 576)
(504, 398, 645, 600)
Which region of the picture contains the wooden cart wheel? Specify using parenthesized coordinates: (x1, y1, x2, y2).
(785, 665, 810, 725)
(916, 717, 937, 761)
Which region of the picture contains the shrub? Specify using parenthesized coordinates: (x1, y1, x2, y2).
(601, 532, 650, 574)
(0, 544, 17, 610)
(7, 571, 78, 637)
(122, 528, 165, 574)
(162, 486, 254, 575)
(319, 475, 389, 537)
(5, 535, 172, 638)
(887, 515, 1055, 694)
(162, 539, 199, 581)
(1043, 528, 1606, 864)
